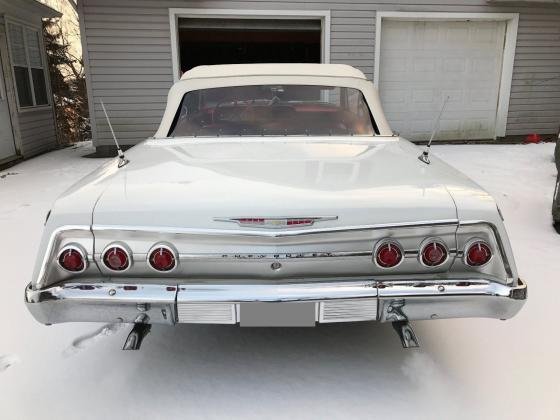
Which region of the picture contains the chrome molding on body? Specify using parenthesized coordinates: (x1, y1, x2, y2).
(91, 219, 460, 238)
(36, 225, 92, 289)
(213, 216, 338, 229)
(34, 219, 512, 290)
(459, 220, 514, 280)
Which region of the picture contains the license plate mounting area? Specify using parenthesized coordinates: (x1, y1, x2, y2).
(239, 302, 316, 327)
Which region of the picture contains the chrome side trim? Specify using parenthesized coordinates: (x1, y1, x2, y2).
(92, 219, 460, 238)
(459, 220, 513, 279)
(178, 250, 457, 260)
(36, 225, 91, 289)
(178, 251, 374, 260)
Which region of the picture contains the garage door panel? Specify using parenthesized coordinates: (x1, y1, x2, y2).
(383, 21, 412, 44)
(379, 89, 407, 110)
(443, 58, 467, 73)
(413, 58, 437, 72)
(444, 24, 469, 42)
(412, 89, 436, 104)
(389, 111, 497, 140)
(470, 22, 502, 44)
(379, 19, 506, 140)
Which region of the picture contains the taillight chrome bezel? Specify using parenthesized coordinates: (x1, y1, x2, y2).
(373, 239, 404, 269)
(147, 243, 178, 273)
(418, 238, 449, 268)
(463, 239, 493, 267)
(101, 243, 132, 272)
(57, 244, 88, 273)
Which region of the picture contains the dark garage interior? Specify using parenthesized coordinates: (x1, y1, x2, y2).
(178, 18, 322, 73)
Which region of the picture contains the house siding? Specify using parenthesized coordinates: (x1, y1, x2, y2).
(17, 108, 57, 157)
(80, 0, 560, 146)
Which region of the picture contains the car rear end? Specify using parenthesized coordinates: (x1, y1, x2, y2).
(25, 215, 526, 348)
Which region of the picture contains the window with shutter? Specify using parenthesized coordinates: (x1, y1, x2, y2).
(7, 22, 49, 108)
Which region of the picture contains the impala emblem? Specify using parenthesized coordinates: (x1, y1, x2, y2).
(214, 216, 338, 229)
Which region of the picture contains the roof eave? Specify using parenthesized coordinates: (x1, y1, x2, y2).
(0, 0, 62, 19)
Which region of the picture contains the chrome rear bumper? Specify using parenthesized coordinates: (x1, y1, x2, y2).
(25, 278, 526, 326)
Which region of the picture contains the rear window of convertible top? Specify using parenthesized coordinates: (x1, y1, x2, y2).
(167, 85, 379, 137)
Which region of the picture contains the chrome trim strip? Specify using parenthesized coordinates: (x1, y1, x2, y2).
(92, 219, 460, 238)
(175, 250, 457, 260)
(178, 251, 374, 260)
(377, 279, 521, 298)
(459, 220, 513, 279)
(213, 216, 338, 229)
(36, 225, 91, 289)
(176, 281, 379, 303)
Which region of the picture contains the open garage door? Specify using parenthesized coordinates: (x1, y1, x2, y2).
(178, 18, 321, 73)
(378, 20, 507, 141)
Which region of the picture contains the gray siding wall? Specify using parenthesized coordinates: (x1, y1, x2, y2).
(17, 108, 57, 157)
(80, 0, 560, 146)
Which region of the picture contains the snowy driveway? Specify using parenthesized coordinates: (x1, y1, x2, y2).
(0, 142, 557, 419)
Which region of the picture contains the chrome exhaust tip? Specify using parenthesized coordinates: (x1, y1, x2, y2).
(122, 314, 151, 350)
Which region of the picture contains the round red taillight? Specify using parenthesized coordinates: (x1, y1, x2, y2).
(420, 241, 448, 267)
(103, 246, 130, 271)
(58, 247, 86, 272)
(148, 246, 176, 272)
(465, 241, 492, 267)
(375, 241, 403, 268)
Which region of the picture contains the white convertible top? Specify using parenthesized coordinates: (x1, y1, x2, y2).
(155, 63, 392, 137)
(181, 63, 367, 81)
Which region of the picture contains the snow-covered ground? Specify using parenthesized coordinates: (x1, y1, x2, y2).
(0, 142, 558, 419)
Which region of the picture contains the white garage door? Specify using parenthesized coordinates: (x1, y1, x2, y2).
(379, 20, 506, 141)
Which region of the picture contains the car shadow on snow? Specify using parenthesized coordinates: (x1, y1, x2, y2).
(126, 322, 449, 400)
(59, 321, 470, 418)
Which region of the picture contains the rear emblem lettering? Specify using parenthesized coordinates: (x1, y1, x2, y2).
(214, 216, 338, 229)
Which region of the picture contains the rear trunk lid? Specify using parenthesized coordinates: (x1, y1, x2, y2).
(92, 138, 458, 229)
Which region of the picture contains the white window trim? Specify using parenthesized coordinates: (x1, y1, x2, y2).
(168, 8, 331, 83)
(374, 12, 519, 138)
(5, 18, 51, 111)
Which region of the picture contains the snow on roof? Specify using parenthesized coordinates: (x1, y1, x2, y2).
(181, 64, 367, 81)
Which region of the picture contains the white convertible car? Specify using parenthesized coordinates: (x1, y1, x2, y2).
(25, 64, 526, 350)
